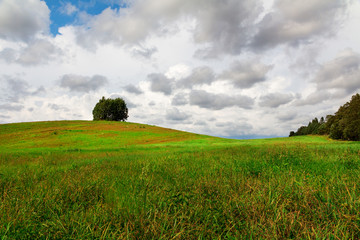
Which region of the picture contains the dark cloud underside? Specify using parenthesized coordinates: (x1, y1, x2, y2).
(259, 93, 294, 108)
(148, 73, 173, 95)
(189, 90, 254, 110)
(220, 60, 272, 88)
(60, 74, 108, 92)
(0, 0, 50, 42)
(124, 84, 143, 95)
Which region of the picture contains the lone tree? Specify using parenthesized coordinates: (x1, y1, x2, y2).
(92, 96, 128, 121)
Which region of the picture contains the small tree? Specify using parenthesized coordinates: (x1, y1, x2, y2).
(93, 96, 128, 121)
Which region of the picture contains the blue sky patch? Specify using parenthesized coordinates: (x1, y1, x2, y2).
(44, 0, 127, 35)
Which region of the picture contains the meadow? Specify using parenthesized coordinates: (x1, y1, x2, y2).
(0, 120, 360, 239)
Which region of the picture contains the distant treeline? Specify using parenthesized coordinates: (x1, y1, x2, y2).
(290, 93, 360, 141)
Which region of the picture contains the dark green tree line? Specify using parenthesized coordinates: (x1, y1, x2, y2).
(290, 93, 360, 141)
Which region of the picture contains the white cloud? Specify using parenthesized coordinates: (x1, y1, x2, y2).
(60, 2, 78, 15)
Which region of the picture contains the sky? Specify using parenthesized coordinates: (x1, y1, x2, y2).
(0, 0, 360, 139)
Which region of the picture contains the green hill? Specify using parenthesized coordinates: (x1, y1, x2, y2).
(0, 120, 217, 153)
(0, 121, 360, 239)
(0, 120, 341, 153)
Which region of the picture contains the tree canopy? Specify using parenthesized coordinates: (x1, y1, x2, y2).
(290, 93, 360, 141)
(92, 97, 128, 121)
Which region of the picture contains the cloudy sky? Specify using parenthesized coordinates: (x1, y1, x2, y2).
(1, 0, 360, 138)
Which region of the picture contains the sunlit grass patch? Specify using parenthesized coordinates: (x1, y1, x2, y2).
(1, 121, 360, 239)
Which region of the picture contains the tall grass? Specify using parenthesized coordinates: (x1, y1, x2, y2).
(0, 121, 360, 239)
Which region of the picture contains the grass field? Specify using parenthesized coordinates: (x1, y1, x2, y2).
(1, 120, 360, 239)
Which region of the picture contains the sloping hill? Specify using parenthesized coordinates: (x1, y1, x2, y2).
(0, 120, 344, 154)
(0, 120, 221, 153)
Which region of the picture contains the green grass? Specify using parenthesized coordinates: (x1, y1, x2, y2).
(1, 120, 360, 239)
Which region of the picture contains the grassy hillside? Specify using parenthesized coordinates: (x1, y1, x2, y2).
(1, 121, 360, 239)
(0, 120, 215, 153)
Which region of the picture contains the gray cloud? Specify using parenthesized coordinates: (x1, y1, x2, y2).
(277, 112, 298, 121)
(48, 103, 69, 112)
(215, 121, 253, 136)
(313, 49, 360, 93)
(17, 39, 61, 66)
(252, 0, 349, 50)
(219, 60, 272, 88)
(6, 78, 30, 100)
(123, 99, 138, 108)
(259, 93, 295, 108)
(67, 0, 353, 58)
(131, 46, 157, 59)
(166, 108, 191, 121)
(124, 84, 143, 95)
(60, 74, 108, 93)
(0, 48, 17, 63)
(194, 120, 207, 126)
(2, 76, 45, 102)
(35, 101, 43, 107)
(0, 39, 62, 66)
(189, 90, 254, 110)
(295, 49, 360, 106)
(177, 66, 215, 88)
(0, 0, 50, 42)
(32, 86, 46, 96)
(295, 91, 332, 106)
(0, 104, 24, 111)
(0, 114, 11, 119)
(75, 7, 158, 48)
(72, 113, 83, 118)
(148, 73, 173, 95)
(73, 0, 262, 57)
(193, 0, 263, 58)
(172, 93, 188, 106)
(74, 0, 196, 48)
